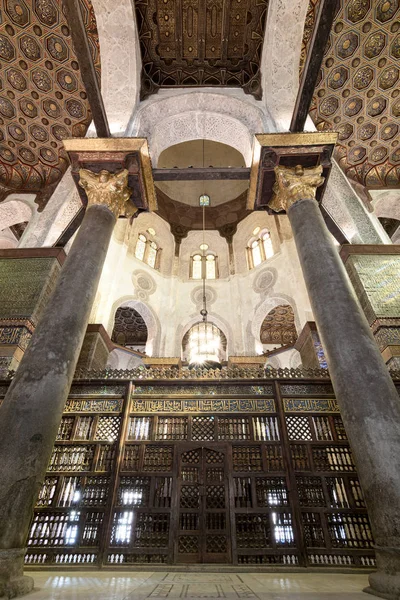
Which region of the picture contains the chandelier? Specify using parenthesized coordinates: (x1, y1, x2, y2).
(188, 321, 222, 368)
(188, 140, 222, 369)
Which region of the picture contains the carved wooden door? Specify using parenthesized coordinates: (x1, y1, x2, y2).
(174, 445, 231, 563)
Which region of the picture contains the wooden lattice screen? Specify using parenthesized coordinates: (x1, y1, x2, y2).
(10, 378, 380, 568)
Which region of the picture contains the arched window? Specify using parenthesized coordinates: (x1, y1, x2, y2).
(147, 241, 158, 268)
(191, 254, 203, 279)
(247, 228, 274, 269)
(135, 234, 147, 261)
(134, 233, 160, 269)
(206, 254, 216, 279)
(191, 253, 218, 279)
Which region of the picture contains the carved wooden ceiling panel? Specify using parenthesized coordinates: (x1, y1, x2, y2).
(112, 307, 148, 346)
(0, 0, 100, 208)
(306, 0, 400, 188)
(260, 304, 297, 346)
(134, 0, 269, 99)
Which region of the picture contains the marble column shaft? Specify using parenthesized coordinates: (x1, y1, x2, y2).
(288, 196, 400, 600)
(0, 201, 115, 596)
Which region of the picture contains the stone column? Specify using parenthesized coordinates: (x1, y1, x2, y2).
(0, 169, 132, 598)
(272, 164, 400, 600)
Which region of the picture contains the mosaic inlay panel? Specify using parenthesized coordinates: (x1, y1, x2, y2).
(346, 254, 400, 323)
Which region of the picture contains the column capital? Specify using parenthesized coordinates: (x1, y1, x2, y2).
(78, 169, 135, 219)
(270, 164, 325, 213)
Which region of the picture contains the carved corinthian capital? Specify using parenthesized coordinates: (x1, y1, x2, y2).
(270, 165, 325, 213)
(78, 169, 136, 219)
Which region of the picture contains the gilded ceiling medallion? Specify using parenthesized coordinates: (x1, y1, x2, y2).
(19, 35, 42, 61)
(0, 35, 16, 61)
(5, 0, 30, 27)
(376, 0, 399, 22)
(346, 0, 371, 24)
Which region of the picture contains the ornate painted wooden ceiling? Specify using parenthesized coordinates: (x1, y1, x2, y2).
(111, 307, 148, 346)
(134, 0, 269, 99)
(0, 0, 100, 209)
(260, 304, 297, 346)
(305, 0, 400, 188)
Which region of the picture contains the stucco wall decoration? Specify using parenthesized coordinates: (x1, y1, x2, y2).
(0, 0, 101, 207)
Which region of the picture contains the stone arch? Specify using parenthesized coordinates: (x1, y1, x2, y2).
(261, 0, 311, 131)
(91, 0, 141, 134)
(372, 190, 400, 222)
(128, 91, 270, 166)
(0, 199, 33, 232)
(251, 294, 301, 353)
(0, 230, 18, 249)
(0, 197, 35, 248)
(108, 297, 161, 357)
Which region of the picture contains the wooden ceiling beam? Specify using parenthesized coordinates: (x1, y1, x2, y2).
(153, 168, 251, 181)
(290, 0, 340, 133)
(62, 0, 110, 137)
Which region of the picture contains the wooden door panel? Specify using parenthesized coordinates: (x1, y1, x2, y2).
(175, 445, 231, 563)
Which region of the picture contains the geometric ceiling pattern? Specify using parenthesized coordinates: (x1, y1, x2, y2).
(260, 304, 297, 346)
(0, 0, 100, 209)
(111, 307, 148, 347)
(134, 0, 269, 99)
(307, 0, 400, 188)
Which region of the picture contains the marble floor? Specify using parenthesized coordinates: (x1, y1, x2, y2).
(25, 571, 372, 599)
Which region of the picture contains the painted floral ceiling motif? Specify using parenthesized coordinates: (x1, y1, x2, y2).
(0, 0, 100, 208)
(134, 0, 269, 99)
(306, 0, 400, 188)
